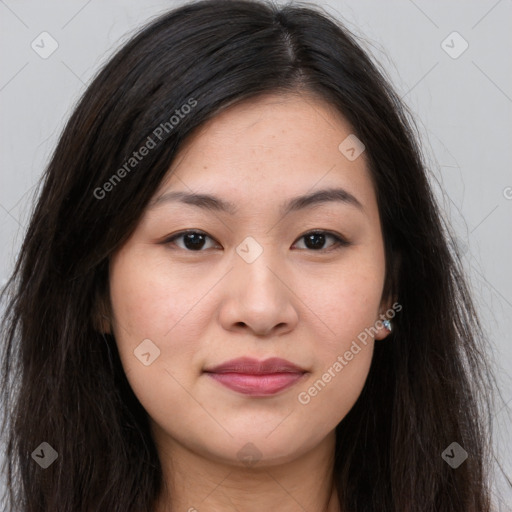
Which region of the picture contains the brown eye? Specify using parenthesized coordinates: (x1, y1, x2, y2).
(292, 230, 350, 251)
(163, 229, 350, 253)
(164, 230, 220, 251)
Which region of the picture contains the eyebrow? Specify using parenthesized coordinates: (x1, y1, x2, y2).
(149, 187, 364, 216)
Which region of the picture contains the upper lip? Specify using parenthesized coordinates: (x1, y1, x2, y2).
(204, 357, 306, 375)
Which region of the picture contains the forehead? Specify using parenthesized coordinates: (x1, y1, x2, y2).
(155, 92, 377, 215)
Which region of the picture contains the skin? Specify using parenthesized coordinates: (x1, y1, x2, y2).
(107, 92, 392, 512)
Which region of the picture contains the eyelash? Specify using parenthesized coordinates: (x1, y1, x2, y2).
(162, 229, 351, 253)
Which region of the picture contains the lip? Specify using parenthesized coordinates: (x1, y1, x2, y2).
(204, 357, 308, 396)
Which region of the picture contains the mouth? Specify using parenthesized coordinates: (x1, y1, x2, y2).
(203, 357, 308, 396)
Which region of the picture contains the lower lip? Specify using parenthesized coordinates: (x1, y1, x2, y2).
(205, 372, 306, 396)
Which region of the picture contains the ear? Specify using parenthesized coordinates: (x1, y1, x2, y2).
(92, 293, 112, 334)
(93, 310, 111, 335)
(92, 267, 112, 335)
(374, 249, 401, 340)
(374, 295, 396, 341)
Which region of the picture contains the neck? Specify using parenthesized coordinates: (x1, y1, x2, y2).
(153, 429, 340, 512)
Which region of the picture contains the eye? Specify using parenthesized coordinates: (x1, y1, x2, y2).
(292, 230, 351, 252)
(162, 229, 351, 252)
(163, 230, 220, 251)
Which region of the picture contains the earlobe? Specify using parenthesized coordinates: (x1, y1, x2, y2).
(374, 306, 395, 340)
(96, 314, 112, 335)
(382, 319, 392, 332)
(374, 318, 393, 340)
(376, 285, 399, 341)
(92, 285, 112, 334)
(92, 305, 112, 334)
(91, 261, 113, 334)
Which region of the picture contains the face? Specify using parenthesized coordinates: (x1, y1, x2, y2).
(108, 92, 391, 468)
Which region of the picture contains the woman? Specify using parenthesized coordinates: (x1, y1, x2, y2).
(0, 0, 501, 510)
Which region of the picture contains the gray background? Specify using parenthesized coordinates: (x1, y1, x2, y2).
(0, 0, 511, 509)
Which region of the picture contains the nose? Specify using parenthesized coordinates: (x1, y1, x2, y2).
(218, 246, 299, 337)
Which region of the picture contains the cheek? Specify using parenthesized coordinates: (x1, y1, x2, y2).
(296, 343, 373, 432)
(108, 250, 211, 428)
(293, 257, 383, 417)
(108, 248, 211, 386)
(109, 246, 211, 341)
(295, 298, 376, 432)
(304, 254, 385, 349)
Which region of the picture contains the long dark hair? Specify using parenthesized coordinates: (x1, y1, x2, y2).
(0, 0, 502, 510)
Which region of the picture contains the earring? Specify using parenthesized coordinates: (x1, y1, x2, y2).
(383, 319, 392, 332)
